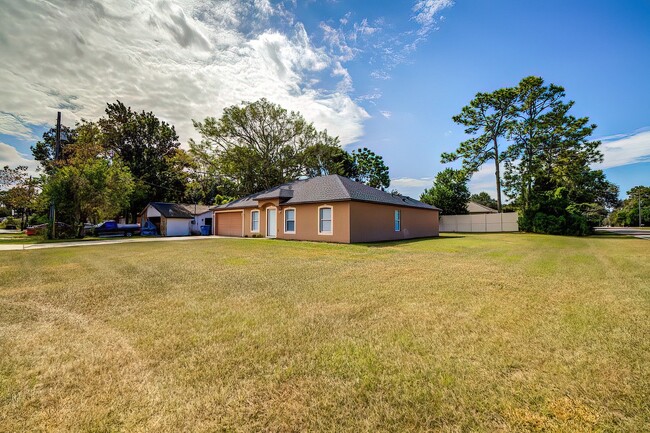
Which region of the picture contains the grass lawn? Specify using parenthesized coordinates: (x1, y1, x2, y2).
(1, 233, 648, 432)
(0, 232, 111, 245)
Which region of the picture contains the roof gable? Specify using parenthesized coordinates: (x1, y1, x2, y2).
(467, 201, 498, 213)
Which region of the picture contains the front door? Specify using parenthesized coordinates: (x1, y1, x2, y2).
(266, 208, 277, 238)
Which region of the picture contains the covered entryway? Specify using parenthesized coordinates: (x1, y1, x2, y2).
(216, 212, 243, 237)
(266, 207, 277, 238)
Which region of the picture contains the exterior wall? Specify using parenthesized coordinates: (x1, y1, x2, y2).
(217, 201, 351, 242)
(349, 202, 439, 243)
(439, 212, 519, 232)
(277, 202, 350, 243)
(165, 218, 191, 236)
(216, 201, 438, 243)
(137, 205, 161, 226)
(191, 211, 213, 235)
(146, 206, 162, 218)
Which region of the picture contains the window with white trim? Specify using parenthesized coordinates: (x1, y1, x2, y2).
(394, 209, 401, 231)
(284, 209, 296, 233)
(319, 207, 332, 234)
(251, 210, 260, 232)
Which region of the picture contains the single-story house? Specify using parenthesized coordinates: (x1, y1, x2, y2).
(213, 174, 440, 243)
(468, 201, 498, 214)
(138, 202, 213, 236)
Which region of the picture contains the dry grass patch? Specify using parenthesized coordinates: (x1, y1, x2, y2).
(1, 233, 649, 431)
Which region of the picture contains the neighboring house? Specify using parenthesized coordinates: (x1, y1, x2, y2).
(138, 202, 213, 236)
(467, 201, 498, 214)
(213, 174, 440, 243)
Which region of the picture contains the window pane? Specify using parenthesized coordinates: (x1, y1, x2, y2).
(252, 212, 259, 231)
(320, 220, 331, 233)
(286, 210, 295, 221)
(320, 207, 331, 220)
(394, 210, 400, 231)
(286, 220, 295, 232)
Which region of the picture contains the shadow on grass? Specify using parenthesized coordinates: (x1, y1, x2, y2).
(359, 235, 465, 248)
(589, 233, 640, 240)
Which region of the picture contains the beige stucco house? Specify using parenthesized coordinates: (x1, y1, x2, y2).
(213, 175, 440, 243)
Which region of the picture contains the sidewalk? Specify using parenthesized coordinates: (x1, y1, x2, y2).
(0, 235, 239, 251)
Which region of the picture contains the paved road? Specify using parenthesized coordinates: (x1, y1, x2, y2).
(595, 227, 650, 240)
(0, 235, 244, 251)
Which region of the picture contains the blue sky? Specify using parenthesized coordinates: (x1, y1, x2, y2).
(1, 0, 649, 200)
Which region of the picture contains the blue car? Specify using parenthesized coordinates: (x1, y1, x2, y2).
(93, 221, 140, 237)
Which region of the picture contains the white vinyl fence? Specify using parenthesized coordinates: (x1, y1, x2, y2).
(440, 212, 519, 233)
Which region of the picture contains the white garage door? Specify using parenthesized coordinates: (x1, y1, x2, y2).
(166, 218, 191, 236)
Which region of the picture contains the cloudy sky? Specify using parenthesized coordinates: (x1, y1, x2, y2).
(1, 0, 649, 199)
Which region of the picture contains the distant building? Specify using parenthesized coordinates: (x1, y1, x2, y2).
(138, 202, 213, 236)
(467, 201, 498, 214)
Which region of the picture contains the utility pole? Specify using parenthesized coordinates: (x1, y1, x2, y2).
(49, 112, 62, 238)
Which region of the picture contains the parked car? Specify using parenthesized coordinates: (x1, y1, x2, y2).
(25, 222, 73, 236)
(93, 221, 140, 237)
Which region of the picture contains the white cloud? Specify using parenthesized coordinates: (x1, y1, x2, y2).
(379, 111, 392, 119)
(391, 177, 433, 189)
(595, 129, 650, 169)
(468, 164, 498, 197)
(0, 0, 368, 147)
(0, 113, 36, 140)
(370, 70, 392, 80)
(412, 0, 454, 36)
(356, 89, 382, 103)
(0, 143, 39, 174)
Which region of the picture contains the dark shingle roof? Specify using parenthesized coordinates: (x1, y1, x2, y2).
(146, 202, 212, 218)
(214, 175, 439, 210)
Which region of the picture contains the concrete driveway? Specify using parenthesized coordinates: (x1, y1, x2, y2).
(0, 235, 244, 251)
(595, 227, 650, 240)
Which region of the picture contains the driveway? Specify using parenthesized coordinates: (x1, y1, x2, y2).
(0, 235, 246, 251)
(595, 227, 650, 240)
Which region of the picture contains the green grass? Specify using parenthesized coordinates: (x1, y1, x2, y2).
(0, 232, 109, 245)
(0, 233, 648, 432)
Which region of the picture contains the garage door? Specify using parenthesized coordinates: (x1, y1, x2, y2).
(216, 212, 242, 237)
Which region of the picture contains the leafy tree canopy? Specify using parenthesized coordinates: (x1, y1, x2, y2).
(190, 99, 390, 196)
(420, 168, 470, 215)
(470, 192, 497, 209)
(609, 185, 650, 227)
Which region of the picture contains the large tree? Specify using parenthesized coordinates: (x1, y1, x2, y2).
(191, 99, 391, 196)
(191, 99, 331, 195)
(31, 125, 78, 174)
(503, 77, 602, 211)
(502, 77, 615, 234)
(98, 101, 186, 219)
(351, 147, 391, 190)
(0, 165, 40, 229)
(610, 186, 650, 227)
(420, 168, 470, 215)
(442, 87, 518, 212)
(43, 158, 134, 237)
(301, 142, 357, 178)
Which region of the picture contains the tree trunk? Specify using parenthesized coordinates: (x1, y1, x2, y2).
(494, 137, 502, 213)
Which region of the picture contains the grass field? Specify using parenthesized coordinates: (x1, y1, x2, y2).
(1, 233, 648, 432)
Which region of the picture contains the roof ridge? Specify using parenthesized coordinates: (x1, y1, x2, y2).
(332, 174, 353, 200)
